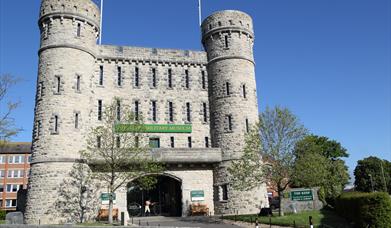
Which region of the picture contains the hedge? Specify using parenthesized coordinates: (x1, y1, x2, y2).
(0, 210, 5, 220)
(335, 191, 391, 228)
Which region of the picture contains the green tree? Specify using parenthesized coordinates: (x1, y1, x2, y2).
(229, 106, 308, 216)
(354, 156, 390, 193)
(0, 74, 22, 145)
(81, 98, 163, 224)
(293, 135, 350, 206)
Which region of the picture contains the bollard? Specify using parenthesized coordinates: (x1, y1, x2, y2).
(255, 218, 259, 228)
(38, 219, 41, 225)
(309, 216, 313, 228)
(138, 220, 141, 226)
(269, 214, 272, 228)
(147, 221, 149, 226)
(131, 217, 133, 224)
(121, 212, 125, 226)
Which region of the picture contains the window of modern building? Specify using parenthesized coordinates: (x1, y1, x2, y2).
(168, 69, 173, 88)
(242, 84, 246, 98)
(117, 66, 122, 86)
(116, 100, 121, 121)
(0, 185, 3, 192)
(224, 35, 229, 48)
(205, 137, 209, 148)
(99, 65, 104, 85)
(170, 136, 175, 148)
(134, 101, 139, 121)
(152, 100, 157, 122)
(0, 156, 5, 164)
(97, 136, 101, 148)
(246, 118, 249, 133)
(203, 102, 207, 122)
(225, 82, 230, 95)
(152, 68, 157, 88)
(28, 155, 32, 163)
(188, 136, 192, 148)
(76, 75, 81, 92)
(166, 101, 173, 122)
(149, 138, 160, 148)
(0, 170, 4, 178)
(75, 113, 79, 129)
(135, 67, 139, 87)
(6, 184, 19, 193)
(5, 199, 17, 208)
(77, 23, 81, 37)
(185, 70, 190, 89)
(186, 102, 191, 122)
(98, 100, 102, 121)
(227, 115, 233, 131)
(221, 184, 228, 200)
(201, 71, 206, 89)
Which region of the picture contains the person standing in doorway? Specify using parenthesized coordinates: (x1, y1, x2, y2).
(145, 199, 152, 216)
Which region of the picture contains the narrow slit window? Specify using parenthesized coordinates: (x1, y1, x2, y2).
(135, 67, 139, 87)
(152, 101, 157, 121)
(168, 69, 173, 88)
(169, 102, 174, 122)
(188, 137, 192, 148)
(97, 136, 101, 148)
(222, 184, 228, 200)
(116, 137, 120, 148)
(152, 68, 157, 88)
(54, 115, 59, 133)
(226, 82, 230, 95)
(56, 76, 61, 93)
(98, 100, 102, 121)
(205, 137, 209, 148)
(185, 70, 190, 89)
(135, 136, 139, 148)
(246, 118, 249, 133)
(243, 84, 247, 98)
(201, 71, 206, 89)
(170, 136, 175, 148)
(116, 100, 121, 121)
(77, 23, 81, 37)
(186, 102, 191, 122)
(228, 115, 233, 131)
(224, 35, 229, 48)
(117, 66, 122, 86)
(203, 102, 207, 122)
(99, 65, 104, 85)
(75, 113, 79, 129)
(134, 101, 139, 121)
(76, 75, 81, 91)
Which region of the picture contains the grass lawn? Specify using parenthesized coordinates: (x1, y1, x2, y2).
(0, 220, 5, 224)
(225, 209, 353, 228)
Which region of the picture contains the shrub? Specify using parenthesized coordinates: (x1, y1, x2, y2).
(335, 192, 391, 228)
(0, 210, 6, 220)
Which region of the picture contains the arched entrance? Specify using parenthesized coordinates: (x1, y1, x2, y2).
(127, 175, 182, 217)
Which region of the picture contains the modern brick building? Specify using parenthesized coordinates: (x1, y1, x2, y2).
(0, 142, 31, 211)
(25, 0, 269, 224)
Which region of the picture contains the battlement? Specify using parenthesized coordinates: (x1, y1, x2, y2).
(98, 45, 207, 66)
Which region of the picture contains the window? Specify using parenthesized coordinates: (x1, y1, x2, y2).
(246, 118, 249, 133)
(117, 66, 122, 86)
(0, 170, 4, 178)
(116, 137, 120, 148)
(152, 68, 157, 88)
(77, 23, 81, 37)
(224, 35, 229, 48)
(99, 65, 104, 85)
(221, 184, 228, 200)
(5, 199, 17, 208)
(0, 156, 5, 164)
(168, 102, 174, 122)
(170, 136, 175, 148)
(203, 102, 207, 122)
(226, 82, 230, 95)
(205, 137, 209, 148)
(97, 136, 101, 148)
(227, 115, 233, 131)
(74, 113, 79, 129)
(28, 155, 32, 163)
(0, 185, 3, 192)
(134, 101, 139, 121)
(188, 137, 192, 148)
(201, 71, 206, 89)
(134, 67, 139, 87)
(98, 100, 102, 121)
(6, 184, 19, 193)
(54, 115, 59, 133)
(186, 102, 191, 122)
(76, 75, 81, 91)
(55, 76, 61, 93)
(242, 84, 246, 98)
(7, 170, 12, 178)
(149, 138, 160, 148)
(151, 101, 157, 122)
(168, 69, 173, 88)
(135, 136, 139, 148)
(218, 21, 222, 26)
(185, 70, 190, 89)
(116, 100, 121, 121)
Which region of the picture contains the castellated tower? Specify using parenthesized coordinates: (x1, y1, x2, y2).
(25, 0, 100, 224)
(202, 11, 268, 215)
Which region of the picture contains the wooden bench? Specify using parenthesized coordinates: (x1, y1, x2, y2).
(98, 208, 119, 221)
(190, 203, 209, 216)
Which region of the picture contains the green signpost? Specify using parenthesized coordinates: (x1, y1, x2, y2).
(290, 189, 313, 201)
(115, 124, 192, 133)
(191, 190, 205, 201)
(100, 193, 116, 201)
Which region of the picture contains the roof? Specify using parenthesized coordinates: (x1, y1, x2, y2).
(0, 142, 32, 154)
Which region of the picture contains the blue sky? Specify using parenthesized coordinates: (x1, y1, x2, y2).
(0, 0, 390, 181)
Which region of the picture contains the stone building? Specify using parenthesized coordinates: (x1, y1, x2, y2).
(25, 0, 268, 224)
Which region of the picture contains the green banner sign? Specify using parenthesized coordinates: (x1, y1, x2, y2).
(115, 124, 192, 133)
(290, 190, 313, 201)
(191, 190, 205, 201)
(101, 193, 116, 201)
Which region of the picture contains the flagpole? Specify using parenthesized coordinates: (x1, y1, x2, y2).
(99, 0, 104, 45)
(198, 0, 202, 27)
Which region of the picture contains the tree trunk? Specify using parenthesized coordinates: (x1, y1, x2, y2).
(108, 197, 113, 224)
(278, 190, 284, 216)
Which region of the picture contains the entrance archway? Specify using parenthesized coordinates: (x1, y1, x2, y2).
(127, 175, 182, 217)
